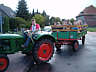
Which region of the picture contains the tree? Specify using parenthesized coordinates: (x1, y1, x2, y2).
(50, 17, 56, 25)
(42, 10, 47, 16)
(9, 17, 27, 32)
(14, 17, 27, 31)
(37, 9, 39, 14)
(33, 14, 46, 28)
(70, 18, 75, 25)
(32, 9, 35, 17)
(55, 17, 61, 22)
(42, 10, 50, 26)
(9, 18, 16, 31)
(16, 0, 30, 21)
(3, 16, 10, 33)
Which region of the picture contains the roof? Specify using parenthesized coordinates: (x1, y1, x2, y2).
(0, 4, 16, 18)
(83, 5, 96, 14)
(76, 5, 96, 17)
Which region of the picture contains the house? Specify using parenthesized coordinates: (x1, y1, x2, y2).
(0, 4, 16, 32)
(76, 5, 96, 27)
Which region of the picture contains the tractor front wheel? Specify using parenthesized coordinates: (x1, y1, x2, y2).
(0, 55, 9, 72)
(33, 39, 54, 64)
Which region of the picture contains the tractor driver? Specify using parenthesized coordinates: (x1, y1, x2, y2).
(22, 19, 41, 48)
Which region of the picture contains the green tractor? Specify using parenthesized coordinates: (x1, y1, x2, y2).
(0, 30, 55, 72)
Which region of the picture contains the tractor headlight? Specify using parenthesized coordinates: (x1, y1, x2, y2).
(33, 34, 38, 39)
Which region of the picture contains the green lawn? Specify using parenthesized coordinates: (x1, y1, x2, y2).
(87, 27, 96, 32)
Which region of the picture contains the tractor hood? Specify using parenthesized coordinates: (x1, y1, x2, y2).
(0, 34, 23, 39)
(33, 31, 54, 40)
(36, 31, 52, 35)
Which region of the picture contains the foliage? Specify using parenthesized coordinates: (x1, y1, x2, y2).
(55, 17, 61, 22)
(3, 16, 10, 33)
(9, 17, 27, 31)
(33, 14, 46, 28)
(50, 17, 61, 25)
(14, 17, 27, 28)
(50, 17, 56, 25)
(42, 11, 50, 26)
(87, 27, 96, 32)
(16, 0, 30, 21)
(31, 9, 35, 17)
(42, 10, 47, 16)
(70, 18, 75, 25)
(9, 18, 16, 31)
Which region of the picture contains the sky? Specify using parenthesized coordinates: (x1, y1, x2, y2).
(0, 0, 96, 19)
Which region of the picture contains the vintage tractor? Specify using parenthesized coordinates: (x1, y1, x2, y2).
(0, 30, 55, 72)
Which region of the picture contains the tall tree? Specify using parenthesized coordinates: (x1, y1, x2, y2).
(50, 17, 56, 25)
(3, 16, 10, 33)
(33, 14, 46, 28)
(37, 9, 39, 14)
(32, 9, 35, 17)
(70, 18, 75, 25)
(55, 17, 61, 22)
(42, 10, 46, 16)
(42, 10, 50, 26)
(16, 0, 30, 20)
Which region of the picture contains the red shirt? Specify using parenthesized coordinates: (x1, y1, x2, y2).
(30, 24, 40, 31)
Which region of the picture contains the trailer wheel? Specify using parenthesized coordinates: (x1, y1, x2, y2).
(0, 55, 9, 72)
(33, 39, 54, 64)
(72, 40, 79, 52)
(55, 44, 61, 51)
(82, 36, 85, 45)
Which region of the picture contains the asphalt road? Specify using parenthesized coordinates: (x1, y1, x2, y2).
(7, 32, 96, 72)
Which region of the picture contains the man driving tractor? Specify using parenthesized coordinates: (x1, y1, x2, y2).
(22, 19, 41, 48)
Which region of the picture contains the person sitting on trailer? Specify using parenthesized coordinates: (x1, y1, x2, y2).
(57, 22, 61, 25)
(71, 20, 79, 30)
(66, 20, 72, 25)
(78, 20, 82, 30)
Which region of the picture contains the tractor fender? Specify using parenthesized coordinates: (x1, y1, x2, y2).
(36, 34, 56, 42)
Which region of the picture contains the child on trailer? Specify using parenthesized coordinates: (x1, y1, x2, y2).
(72, 20, 79, 30)
(78, 20, 82, 30)
(72, 20, 82, 33)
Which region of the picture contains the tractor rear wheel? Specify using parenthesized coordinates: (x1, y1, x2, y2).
(72, 40, 79, 52)
(0, 55, 9, 72)
(33, 39, 54, 64)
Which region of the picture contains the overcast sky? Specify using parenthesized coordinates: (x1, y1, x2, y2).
(0, 0, 96, 19)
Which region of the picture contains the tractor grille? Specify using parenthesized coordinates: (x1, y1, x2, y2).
(0, 39, 10, 51)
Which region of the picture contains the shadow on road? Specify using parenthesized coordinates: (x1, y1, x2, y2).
(56, 44, 86, 57)
(26, 44, 86, 72)
(27, 63, 53, 72)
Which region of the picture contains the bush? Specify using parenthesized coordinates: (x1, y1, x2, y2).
(3, 16, 10, 33)
(87, 27, 96, 32)
(9, 17, 27, 31)
(33, 14, 46, 28)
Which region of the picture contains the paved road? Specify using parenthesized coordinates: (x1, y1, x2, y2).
(7, 32, 96, 72)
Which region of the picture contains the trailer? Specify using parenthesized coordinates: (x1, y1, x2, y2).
(51, 25, 88, 51)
